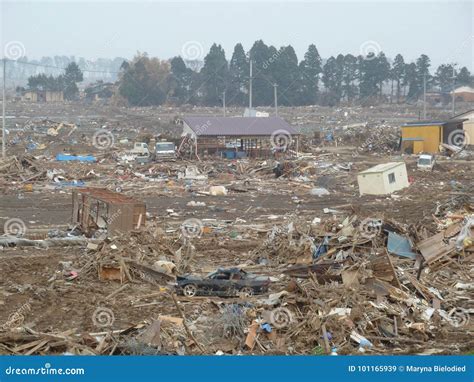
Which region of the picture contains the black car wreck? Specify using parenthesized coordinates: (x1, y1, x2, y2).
(176, 268, 270, 297)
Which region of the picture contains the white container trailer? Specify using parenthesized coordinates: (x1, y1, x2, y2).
(357, 162, 409, 196)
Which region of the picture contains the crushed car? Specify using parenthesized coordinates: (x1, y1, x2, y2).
(176, 268, 270, 297)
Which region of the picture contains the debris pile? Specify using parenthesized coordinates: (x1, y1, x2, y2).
(0, 103, 472, 356)
(0, 155, 45, 185)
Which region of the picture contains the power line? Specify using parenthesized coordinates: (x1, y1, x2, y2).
(5, 58, 123, 75)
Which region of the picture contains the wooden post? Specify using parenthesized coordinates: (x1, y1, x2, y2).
(321, 324, 331, 354)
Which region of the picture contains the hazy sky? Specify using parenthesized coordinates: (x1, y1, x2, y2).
(1, 0, 473, 70)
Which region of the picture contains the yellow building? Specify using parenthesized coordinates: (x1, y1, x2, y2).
(401, 119, 466, 154)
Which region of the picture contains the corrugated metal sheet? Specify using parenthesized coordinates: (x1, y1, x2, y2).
(387, 231, 417, 259)
(183, 117, 299, 137)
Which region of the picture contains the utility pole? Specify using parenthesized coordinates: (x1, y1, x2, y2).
(249, 59, 253, 111)
(423, 72, 426, 119)
(273, 83, 278, 116)
(222, 91, 226, 117)
(451, 64, 456, 116)
(2, 58, 6, 158)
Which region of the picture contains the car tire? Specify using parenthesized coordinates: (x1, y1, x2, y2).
(239, 286, 253, 297)
(183, 284, 197, 297)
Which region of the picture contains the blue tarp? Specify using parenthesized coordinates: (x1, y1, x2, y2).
(387, 231, 417, 259)
(325, 133, 334, 141)
(56, 154, 96, 162)
(313, 236, 329, 259)
(55, 180, 86, 188)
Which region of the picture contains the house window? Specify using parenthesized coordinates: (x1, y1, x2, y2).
(388, 172, 396, 184)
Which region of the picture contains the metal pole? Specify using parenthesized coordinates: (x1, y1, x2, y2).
(222, 91, 226, 117)
(451, 65, 456, 116)
(423, 72, 426, 119)
(2, 58, 6, 158)
(249, 59, 252, 111)
(274, 83, 278, 116)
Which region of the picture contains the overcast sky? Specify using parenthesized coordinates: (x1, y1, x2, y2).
(1, 0, 473, 70)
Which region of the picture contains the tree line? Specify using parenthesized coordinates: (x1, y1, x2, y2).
(118, 41, 472, 107)
(6, 56, 124, 85)
(23, 62, 84, 100)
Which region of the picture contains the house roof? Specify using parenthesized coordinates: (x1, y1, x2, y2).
(359, 162, 405, 175)
(451, 109, 474, 119)
(183, 116, 299, 137)
(73, 188, 144, 205)
(402, 119, 466, 127)
(452, 86, 474, 94)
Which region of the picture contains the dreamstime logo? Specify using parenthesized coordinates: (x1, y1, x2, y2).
(181, 41, 204, 61)
(448, 308, 470, 328)
(107, 208, 122, 226)
(270, 129, 292, 151)
(359, 40, 381, 60)
(92, 129, 114, 150)
(262, 47, 284, 70)
(135, 270, 157, 285)
(181, 218, 203, 239)
(195, 120, 212, 135)
(92, 307, 115, 328)
(4, 41, 26, 60)
(270, 307, 294, 329)
(447, 130, 470, 149)
(359, 218, 383, 239)
(3, 218, 27, 236)
(352, 134, 378, 157)
(1, 303, 31, 330)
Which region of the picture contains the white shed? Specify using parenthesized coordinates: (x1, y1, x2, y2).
(357, 162, 409, 196)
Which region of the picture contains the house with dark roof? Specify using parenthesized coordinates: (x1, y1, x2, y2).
(179, 116, 300, 158)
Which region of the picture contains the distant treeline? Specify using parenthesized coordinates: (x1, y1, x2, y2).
(4, 56, 125, 85)
(118, 41, 473, 107)
(22, 62, 84, 100)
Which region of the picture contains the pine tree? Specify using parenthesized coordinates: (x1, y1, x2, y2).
(200, 43, 229, 106)
(414, 54, 431, 99)
(404, 62, 419, 100)
(391, 54, 405, 103)
(64, 62, 83, 100)
(342, 54, 358, 102)
(358, 53, 379, 101)
(322, 56, 343, 105)
(249, 40, 274, 106)
(271, 45, 299, 105)
(299, 44, 322, 105)
(168, 56, 194, 104)
(228, 43, 248, 106)
(435, 64, 455, 93)
(457, 67, 471, 86)
(375, 52, 390, 98)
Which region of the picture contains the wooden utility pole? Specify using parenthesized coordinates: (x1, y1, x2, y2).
(273, 83, 278, 116)
(2, 58, 6, 158)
